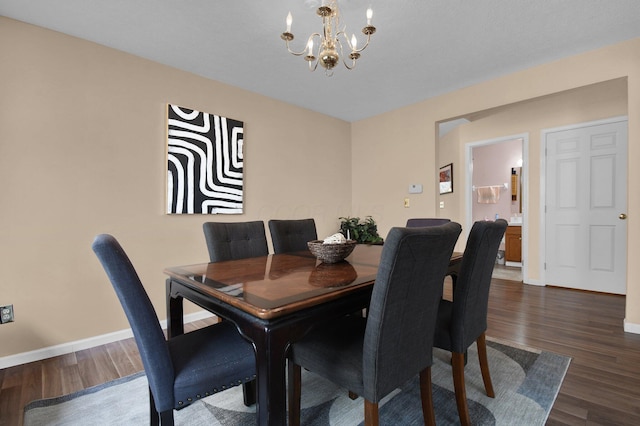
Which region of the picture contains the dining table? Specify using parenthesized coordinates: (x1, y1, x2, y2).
(164, 244, 463, 426)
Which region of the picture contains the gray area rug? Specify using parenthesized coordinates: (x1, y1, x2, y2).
(24, 339, 570, 425)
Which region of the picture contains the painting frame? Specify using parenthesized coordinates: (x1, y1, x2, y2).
(439, 163, 453, 195)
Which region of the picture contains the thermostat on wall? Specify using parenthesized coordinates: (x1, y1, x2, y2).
(409, 184, 423, 194)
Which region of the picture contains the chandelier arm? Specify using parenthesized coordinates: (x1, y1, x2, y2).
(343, 60, 356, 70)
(285, 41, 309, 57)
(352, 34, 372, 53)
(284, 33, 322, 56)
(336, 30, 349, 46)
(308, 60, 319, 72)
(337, 30, 372, 54)
(339, 40, 357, 70)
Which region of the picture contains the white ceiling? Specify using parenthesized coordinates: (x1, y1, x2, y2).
(2, 0, 640, 122)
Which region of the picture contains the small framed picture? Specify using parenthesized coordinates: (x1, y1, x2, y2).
(439, 163, 453, 194)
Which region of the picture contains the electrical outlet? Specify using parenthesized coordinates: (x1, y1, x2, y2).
(404, 198, 410, 208)
(1, 305, 14, 324)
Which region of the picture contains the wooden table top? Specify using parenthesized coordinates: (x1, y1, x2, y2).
(164, 244, 384, 319)
(165, 245, 463, 320)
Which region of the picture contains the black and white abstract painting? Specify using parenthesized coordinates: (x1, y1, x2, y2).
(167, 104, 244, 214)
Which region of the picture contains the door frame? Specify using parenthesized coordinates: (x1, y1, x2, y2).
(539, 115, 628, 287)
(465, 132, 530, 283)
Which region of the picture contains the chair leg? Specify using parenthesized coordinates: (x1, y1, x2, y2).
(419, 367, 436, 426)
(149, 387, 174, 426)
(288, 362, 302, 426)
(477, 332, 495, 398)
(159, 410, 174, 426)
(149, 388, 160, 426)
(364, 399, 379, 426)
(452, 351, 471, 426)
(242, 379, 257, 406)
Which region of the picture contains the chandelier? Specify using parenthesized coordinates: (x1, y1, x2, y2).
(280, 1, 376, 76)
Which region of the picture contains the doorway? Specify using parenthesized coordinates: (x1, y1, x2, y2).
(465, 134, 527, 282)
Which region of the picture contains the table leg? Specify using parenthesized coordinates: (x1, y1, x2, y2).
(246, 324, 290, 426)
(165, 278, 184, 338)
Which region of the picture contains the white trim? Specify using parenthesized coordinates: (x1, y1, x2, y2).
(0, 311, 215, 369)
(624, 319, 640, 335)
(539, 115, 628, 288)
(523, 277, 544, 286)
(465, 133, 530, 283)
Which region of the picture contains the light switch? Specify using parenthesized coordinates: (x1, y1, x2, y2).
(404, 198, 410, 208)
(439, 201, 445, 209)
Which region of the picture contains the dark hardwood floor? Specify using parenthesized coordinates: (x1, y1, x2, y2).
(2, 278, 640, 425)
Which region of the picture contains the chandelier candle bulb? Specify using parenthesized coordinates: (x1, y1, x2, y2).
(367, 8, 373, 25)
(351, 34, 357, 50)
(286, 12, 292, 33)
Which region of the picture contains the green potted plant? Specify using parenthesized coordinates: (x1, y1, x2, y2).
(339, 216, 384, 244)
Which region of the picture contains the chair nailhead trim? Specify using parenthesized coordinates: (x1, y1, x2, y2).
(179, 378, 258, 406)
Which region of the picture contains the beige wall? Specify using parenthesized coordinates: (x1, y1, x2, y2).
(351, 106, 439, 227)
(352, 39, 640, 328)
(0, 17, 352, 358)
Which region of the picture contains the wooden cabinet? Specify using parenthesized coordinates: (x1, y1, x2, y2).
(505, 226, 522, 262)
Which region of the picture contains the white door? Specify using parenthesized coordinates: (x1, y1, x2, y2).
(545, 118, 627, 294)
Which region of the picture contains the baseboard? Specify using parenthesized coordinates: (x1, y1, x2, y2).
(624, 319, 640, 335)
(0, 311, 216, 370)
(523, 278, 544, 286)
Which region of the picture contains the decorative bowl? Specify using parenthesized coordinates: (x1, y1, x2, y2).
(307, 240, 357, 263)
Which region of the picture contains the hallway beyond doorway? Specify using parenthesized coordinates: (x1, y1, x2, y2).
(492, 264, 522, 281)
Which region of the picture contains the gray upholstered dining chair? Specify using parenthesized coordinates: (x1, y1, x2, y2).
(203, 221, 269, 262)
(407, 218, 457, 284)
(288, 222, 462, 426)
(92, 234, 256, 426)
(433, 219, 508, 426)
(268, 218, 317, 254)
(202, 220, 268, 406)
(406, 218, 451, 227)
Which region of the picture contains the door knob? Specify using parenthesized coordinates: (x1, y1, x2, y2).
(619, 213, 627, 220)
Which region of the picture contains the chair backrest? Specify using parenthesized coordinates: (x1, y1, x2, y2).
(406, 218, 451, 227)
(203, 221, 269, 262)
(268, 218, 318, 254)
(91, 234, 175, 411)
(363, 222, 462, 402)
(450, 219, 508, 352)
